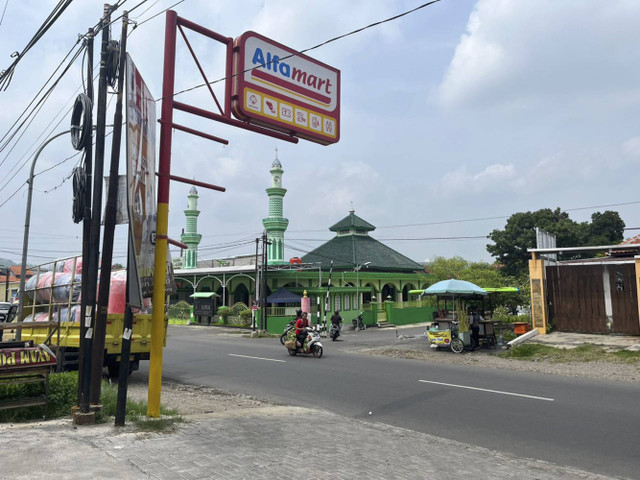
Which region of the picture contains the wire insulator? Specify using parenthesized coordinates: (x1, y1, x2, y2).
(72, 165, 86, 224)
(70, 93, 92, 151)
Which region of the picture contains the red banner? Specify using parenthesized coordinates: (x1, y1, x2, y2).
(0, 346, 57, 370)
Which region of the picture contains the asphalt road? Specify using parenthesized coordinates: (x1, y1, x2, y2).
(144, 325, 640, 479)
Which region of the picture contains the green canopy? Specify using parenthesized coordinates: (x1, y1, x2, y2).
(482, 287, 519, 293)
(190, 292, 218, 298)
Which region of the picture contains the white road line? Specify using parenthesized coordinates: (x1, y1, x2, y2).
(228, 353, 286, 363)
(418, 380, 555, 402)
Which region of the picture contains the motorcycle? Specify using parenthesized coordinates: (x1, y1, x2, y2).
(329, 321, 341, 341)
(280, 320, 295, 345)
(285, 327, 323, 358)
(352, 313, 366, 331)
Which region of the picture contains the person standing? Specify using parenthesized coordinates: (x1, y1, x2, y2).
(471, 308, 482, 349)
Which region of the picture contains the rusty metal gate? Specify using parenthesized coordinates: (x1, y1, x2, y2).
(546, 263, 640, 335)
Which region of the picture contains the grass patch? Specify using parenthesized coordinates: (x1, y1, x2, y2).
(132, 416, 184, 432)
(168, 318, 189, 325)
(1, 370, 180, 428)
(498, 343, 640, 364)
(97, 379, 179, 424)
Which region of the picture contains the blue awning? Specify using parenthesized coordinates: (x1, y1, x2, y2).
(266, 287, 302, 304)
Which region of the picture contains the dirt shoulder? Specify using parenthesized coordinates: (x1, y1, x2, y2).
(360, 337, 640, 384)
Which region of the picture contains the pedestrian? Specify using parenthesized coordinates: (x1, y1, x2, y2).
(471, 308, 482, 349)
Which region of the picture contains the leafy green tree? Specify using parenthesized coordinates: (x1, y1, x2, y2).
(427, 256, 528, 310)
(487, 208, 625, 276)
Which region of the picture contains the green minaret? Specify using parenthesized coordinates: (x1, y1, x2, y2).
(262, 153, 289, 264)
(181, 186, 202, 269)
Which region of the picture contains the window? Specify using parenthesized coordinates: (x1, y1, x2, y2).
(344, 293, 350, 311)
(334, 294, 341, 312)
(353, 294, 358, 310)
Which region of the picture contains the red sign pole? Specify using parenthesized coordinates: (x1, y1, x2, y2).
(147, 10, 178, 418)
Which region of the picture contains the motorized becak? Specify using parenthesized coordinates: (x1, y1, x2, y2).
(426, 321, 464, 354)
(284, 327, 323, 358)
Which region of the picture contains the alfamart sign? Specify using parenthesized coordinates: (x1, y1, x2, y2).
(232, 31, 340, 145)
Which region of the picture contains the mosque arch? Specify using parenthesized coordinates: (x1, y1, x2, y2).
(233, 283, 250, 306)
(402, 282, 417, 302)
(362, 282, 377, 304)
(381, 283, 397, 302)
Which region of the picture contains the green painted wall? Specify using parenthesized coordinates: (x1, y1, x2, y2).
(388, 306, 436, 326)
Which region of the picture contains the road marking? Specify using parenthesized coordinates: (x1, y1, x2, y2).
(418, 380, 554, 402)
(228, 354, 286, 363)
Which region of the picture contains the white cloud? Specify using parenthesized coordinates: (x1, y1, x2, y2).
(623, 137, 640, 158)
(436, 0, 640, 111)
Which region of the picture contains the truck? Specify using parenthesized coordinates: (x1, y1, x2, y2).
(9, 256, 166, 377)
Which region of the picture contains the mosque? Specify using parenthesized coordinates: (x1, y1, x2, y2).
(171, 153, 433, 330)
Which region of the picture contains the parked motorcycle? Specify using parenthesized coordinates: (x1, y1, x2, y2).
(280, 320, 295, 345)
(329, 321, 341, 341)
(285, 327, 323, 358)
(352, 313, 366, 331)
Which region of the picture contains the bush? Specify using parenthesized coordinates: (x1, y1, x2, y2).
(217, 306, 231, 324)
(0, 371, 78, 422)
(239, 309, 252, 326)
(0, 370, 178, 424)
(492, 305, 511, 323)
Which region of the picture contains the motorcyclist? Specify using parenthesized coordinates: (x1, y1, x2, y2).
(330, 310, 342, 334)
(295, 311, 310, 350)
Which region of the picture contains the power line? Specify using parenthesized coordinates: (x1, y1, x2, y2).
(0, 0, 9, 27)
(162, 0, 440, 101)
(0, 0, 75, 90)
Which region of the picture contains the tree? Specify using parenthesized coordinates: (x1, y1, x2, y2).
(427, 256, 528, 309)
(487, 208, 625, 276)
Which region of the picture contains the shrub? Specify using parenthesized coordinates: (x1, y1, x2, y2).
(492, 305, 511, 323)
(239, 309, 252, 326)
(0, 371, 78, 422)
(217, 306, 231, 324)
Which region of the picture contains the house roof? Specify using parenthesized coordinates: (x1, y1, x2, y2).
(329, 210, 376, 232)
(301, 233, 423, 272)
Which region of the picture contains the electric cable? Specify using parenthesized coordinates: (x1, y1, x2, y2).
(71, 163, 86, 223)
(70, 93, 92, 150)
(0, 0, 75, 90)
(0, 0, 9, 28)
(165, 0, 440, 101)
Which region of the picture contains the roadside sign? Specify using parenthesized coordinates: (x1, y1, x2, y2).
(232, 31, 340, 145)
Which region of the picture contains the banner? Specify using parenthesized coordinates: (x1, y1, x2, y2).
(126, 54, 157, 308)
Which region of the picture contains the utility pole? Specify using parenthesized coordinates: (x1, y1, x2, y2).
(111, 12, 130, 427)
(253, 237, 259, 331)
(77, 26, 95, 414)
(260, 232, 267, 331)
(91, 6, 127, 406)
(87, 3, 112, 405)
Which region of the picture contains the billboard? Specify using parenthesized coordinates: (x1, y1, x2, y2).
(126, 54, 157, 307)
(232, 31, 340, 145)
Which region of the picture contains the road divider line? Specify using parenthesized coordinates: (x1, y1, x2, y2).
(229, 354, 286, 363)
(418, 380, 554, 402)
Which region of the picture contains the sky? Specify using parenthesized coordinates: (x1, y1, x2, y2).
(1, 0, 639, 269)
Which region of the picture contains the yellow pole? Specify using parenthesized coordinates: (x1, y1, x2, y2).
(147, 10, 178, 418)
(148, 203, 169, 417)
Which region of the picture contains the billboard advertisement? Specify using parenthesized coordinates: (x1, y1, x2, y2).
(126, 54, 157, 307)
(232, 31, 340, 145)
